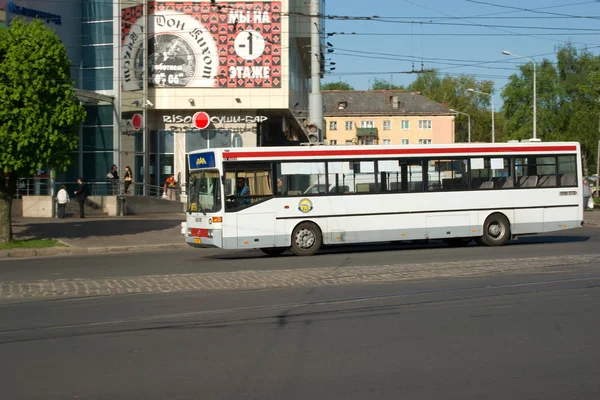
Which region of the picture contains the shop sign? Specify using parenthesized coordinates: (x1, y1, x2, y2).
(162, 113, 268, 129)
(7, 2, 61, 25)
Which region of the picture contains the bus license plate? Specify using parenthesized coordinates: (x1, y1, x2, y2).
(194, 238, 202, 244)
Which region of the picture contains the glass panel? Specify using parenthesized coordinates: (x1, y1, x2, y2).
(82, 1, 113, 21)
(84, 105, 113, 126)
(277, 162, 326, 196)
(82, 126, 113, 151)
(134, 131, 143, 153)
(82, 45, 113, 67)
(224, 168, 273, 211)
(82, 152, 113, 181)
(188, 171, 222, 213)
(515, 156, 556, 188)
(428, 159, 469, 191)
(159, 154, 174, 189)
(82, 68, 113, 91)
(470, 157, 511, 189)
(558, 155, 577, 187)
(55, 152, 79, 184)
(150, 130, 158, 154)
(159, 130, 174, 154)
(186, 130, 232, 152)
(135, 155, 144, 195)
(82, 22, 113, 45)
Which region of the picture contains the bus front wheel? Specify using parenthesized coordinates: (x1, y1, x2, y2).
(291, 222, 322, 256)
(481, 213, 511, 246)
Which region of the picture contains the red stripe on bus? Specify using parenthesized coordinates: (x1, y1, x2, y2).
(222, 146, 577, 159)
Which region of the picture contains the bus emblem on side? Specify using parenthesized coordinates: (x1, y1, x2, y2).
(196, 157, 207, 166)
(298, 198, 313, 213)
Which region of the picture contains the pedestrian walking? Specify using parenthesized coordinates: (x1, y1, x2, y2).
(56, 185, 69, 219)
(583, 178, 591, 211)
(74, 177, 87, 218)
(124, 166, 133, 195)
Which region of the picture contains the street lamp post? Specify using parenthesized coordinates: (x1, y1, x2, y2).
(502, 50, 537, 140)
(449, 109, 471, 143)
(467, 88, 495, 143)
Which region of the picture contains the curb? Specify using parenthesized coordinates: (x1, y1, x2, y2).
(0, 243, 191, 260)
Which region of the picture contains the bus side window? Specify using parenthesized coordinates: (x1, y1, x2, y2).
(278, 162, 326, 196)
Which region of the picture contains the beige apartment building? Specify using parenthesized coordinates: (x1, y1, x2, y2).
(323, 91, 455, 145)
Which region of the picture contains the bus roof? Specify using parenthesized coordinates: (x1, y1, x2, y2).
(189, 142, 580, 162)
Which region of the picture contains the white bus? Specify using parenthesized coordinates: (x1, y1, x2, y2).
(185, 142, 583, 256)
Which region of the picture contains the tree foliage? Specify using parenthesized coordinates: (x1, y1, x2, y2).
(321, 81, 354, 91)
(370, 78, 405, 91)
(501, 43, 600, 174)
(405, 70, 502, 143)
(0, 19, 86, 242)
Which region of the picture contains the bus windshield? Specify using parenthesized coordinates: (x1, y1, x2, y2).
(187, 171, 221, 213)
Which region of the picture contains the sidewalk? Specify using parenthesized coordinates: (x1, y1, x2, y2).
(584, 209, 600, 227)
(1, 213, 188, 259)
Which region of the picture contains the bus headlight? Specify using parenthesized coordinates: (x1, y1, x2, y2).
(207, 230, 213, 238)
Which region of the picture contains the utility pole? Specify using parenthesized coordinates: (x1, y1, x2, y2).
(142, 0, 149, 196)
(309, 0, 323, 142)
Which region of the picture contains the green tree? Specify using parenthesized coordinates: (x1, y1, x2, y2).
(501, 43, 600, 173)
(321, 81, 354, 91)
(370, 78, 405, 91)
(0, 19, 86, 243)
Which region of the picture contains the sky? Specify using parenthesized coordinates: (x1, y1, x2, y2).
(320, 0, 600, 106)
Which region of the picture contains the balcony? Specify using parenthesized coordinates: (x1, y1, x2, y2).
(356, 127, 378, 138)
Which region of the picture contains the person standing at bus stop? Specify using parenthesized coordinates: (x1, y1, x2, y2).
(583, 178, 591, 211)
(56, 185, 69, 219)
(74, 177, 88, 218)
(164, 174, 177, 201)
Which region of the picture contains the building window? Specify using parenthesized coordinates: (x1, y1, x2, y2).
(401, 120, 410, 130)
(360, 120, 374, 128)
(82, 21, 113, 46)
(329, 121, 338, 131)
(383, 120, 392, 130)
(419, 120, 432, 130)
(345, 121, 353, 130)
(401, 139, 409, 145)
(329, 140, 338, 145)
(359, 138, 375, 145)
(345, 140, 354, 145)
(82, 45, 113, 68)
(418, 139, 432, 144)
(82, 68, 113, 91)
(383, 139, 391, 145)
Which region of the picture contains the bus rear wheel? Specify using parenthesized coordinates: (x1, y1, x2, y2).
(291, 222, 322, 256)
(260, 247, 287, 257)
(481, 213, 511, 246)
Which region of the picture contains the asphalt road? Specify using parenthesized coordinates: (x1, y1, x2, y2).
(1, 227, 599, 399)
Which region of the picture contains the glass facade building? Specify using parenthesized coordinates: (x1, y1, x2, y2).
(7, 0, 313, 198)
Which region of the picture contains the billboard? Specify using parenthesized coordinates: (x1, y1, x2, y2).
(122, 1, 282, 91)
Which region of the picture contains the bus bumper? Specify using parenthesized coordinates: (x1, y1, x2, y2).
(185, 229, 223, 248)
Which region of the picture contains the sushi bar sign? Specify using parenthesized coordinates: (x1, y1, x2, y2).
(162, 112, 268, 129)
